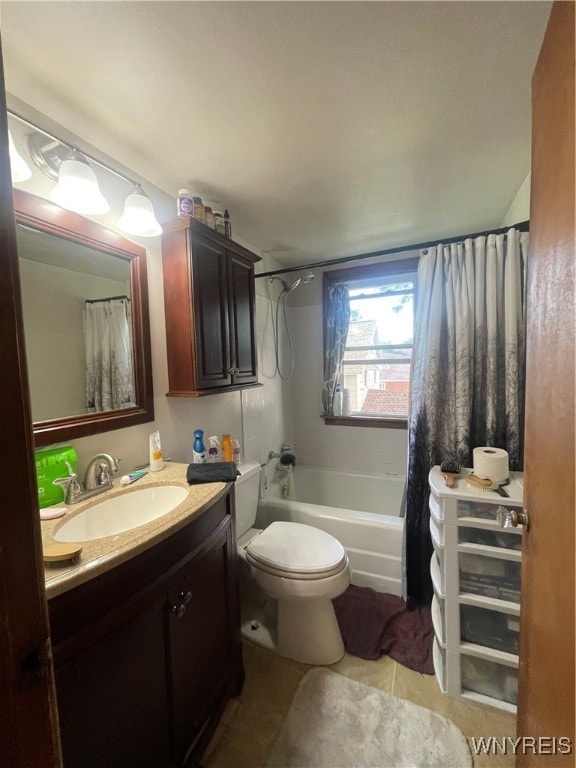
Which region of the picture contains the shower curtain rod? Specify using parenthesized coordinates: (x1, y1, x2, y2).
(255, 220, 530, 279)
(85, 295, 130, 304)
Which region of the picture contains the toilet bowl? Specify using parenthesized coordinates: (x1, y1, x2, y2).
(235, 462, 350, 664)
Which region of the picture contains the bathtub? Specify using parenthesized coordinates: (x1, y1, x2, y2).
(256, 464, 405, 596)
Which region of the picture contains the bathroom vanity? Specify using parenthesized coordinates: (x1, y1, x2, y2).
(43, 466, 243, 768)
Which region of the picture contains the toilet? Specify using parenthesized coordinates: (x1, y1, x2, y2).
(235, 461, 350, 665)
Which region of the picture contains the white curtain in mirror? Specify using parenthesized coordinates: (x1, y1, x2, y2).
(84, 298, 135, 412)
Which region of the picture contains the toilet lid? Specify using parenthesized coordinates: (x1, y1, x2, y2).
(245, 521, 346, 575)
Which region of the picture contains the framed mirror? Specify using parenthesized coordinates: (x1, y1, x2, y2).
(14, 189, 154, 447)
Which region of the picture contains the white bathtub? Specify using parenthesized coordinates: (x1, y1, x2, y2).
(256, 464, 405, 596)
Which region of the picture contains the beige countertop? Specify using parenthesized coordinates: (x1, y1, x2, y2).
(41, 462, 229, 599)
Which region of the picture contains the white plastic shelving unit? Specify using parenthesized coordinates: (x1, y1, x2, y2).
(428, 466, 524, 713)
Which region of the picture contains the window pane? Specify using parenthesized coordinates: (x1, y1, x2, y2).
(343, 280, 413, 419)
(343, 362, 410, 416)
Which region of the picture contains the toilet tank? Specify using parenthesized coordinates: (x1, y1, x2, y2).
(234, 461, 262, 537)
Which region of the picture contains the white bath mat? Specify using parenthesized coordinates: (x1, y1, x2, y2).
(265, 668, 472, 768)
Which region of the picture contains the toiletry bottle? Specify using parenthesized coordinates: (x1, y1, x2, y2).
(232, 439, 241, 465)
(333, 386, 343, 416)
(221, 434, 233, 462)
(204, 205, 215, 229)
(214, 210, 225, 235)
(177, 189, 193, 217)
(224, 209, 232, 238)
(208, 435, 221, 462)
(149, 431, 164, 471)
(192, 196, 205, 223)
(193, 429, 206, 463)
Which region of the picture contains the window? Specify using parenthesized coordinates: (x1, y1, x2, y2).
(323, 258, 418, 426)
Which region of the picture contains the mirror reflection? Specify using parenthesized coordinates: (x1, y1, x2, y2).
(18, 224, 135, 422)
(13, 188, 154, 447)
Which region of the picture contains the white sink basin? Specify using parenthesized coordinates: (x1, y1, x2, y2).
(54, 485, 189, 542)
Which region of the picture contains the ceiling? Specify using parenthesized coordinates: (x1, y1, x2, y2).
(2, 1, 550, 267)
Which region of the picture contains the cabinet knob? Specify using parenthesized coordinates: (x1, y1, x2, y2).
(179, 590, 192, 605)
(170, 591, 192, 619)
(496, 506, 530, 531)
(228, 366, 235, 374)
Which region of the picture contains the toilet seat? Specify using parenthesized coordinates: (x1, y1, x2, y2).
(245, 521, 348, 580)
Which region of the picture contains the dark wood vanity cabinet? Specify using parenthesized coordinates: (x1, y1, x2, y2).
(161, 218, 260, 396)
(48, 489, 244, 768)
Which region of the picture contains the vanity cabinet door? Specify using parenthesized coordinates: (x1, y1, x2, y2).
(167, 523, 238, 766)
(55, 594, 171, 768)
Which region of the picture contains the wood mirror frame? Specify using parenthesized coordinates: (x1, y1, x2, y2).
(13, 188, 154, 447)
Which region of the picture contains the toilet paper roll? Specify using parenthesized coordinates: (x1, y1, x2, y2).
(473, 446, 509, 483)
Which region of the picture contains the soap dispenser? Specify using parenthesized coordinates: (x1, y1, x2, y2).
(192, 429, 206, 464)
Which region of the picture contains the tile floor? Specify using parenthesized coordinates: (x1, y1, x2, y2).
(204, 640, 517, 768)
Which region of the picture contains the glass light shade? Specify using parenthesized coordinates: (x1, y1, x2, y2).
(8, 130, 32, 182)
(117, 186, 162, 237)
(50, 154, 110, 215)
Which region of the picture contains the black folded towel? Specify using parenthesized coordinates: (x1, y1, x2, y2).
(186, 462, 240, 485)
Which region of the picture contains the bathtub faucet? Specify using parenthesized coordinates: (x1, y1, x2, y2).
(279, 443, 296, 468)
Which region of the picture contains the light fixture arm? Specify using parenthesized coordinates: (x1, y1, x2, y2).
(8, 108, 139, 187)
(7, 108, 162, 236)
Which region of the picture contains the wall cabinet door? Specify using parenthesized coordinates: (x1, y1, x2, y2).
(228, 252, 258, 386)
(191, 234, 231, 389)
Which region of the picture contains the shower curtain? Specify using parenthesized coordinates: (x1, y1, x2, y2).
(406, 228, 528, 605)
(85, 297, 135, 412)
(322, 283, 350, 415)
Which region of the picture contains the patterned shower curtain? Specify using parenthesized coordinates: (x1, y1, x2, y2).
(322, 283, 350, 415)
(406, 228, 528, 605)
(84, 298, 135, 412)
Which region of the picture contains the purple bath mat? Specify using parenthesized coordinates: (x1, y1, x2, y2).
(332, 584, 434, 675)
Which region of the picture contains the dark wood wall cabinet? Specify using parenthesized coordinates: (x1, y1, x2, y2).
(161, 217, 260, 396)
(48, 489, 244, 768)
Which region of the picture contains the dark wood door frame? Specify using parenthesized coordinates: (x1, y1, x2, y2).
(0, 38, 62, 766)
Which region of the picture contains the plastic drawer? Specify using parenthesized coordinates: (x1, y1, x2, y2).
(430, 552, 446, 599)
(460, 604, 520, 654)
(430, 515, 445, 549)
(429, 493, 444, 522)
(457, 500, 523, 522)
(433, 638, 447, 693)
(432, 594, 446, 646)
(458, 527, 522, 551)
(459, 553, 521, 603)
(461, 654, 518, 705)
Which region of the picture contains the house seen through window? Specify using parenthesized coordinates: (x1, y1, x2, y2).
(324, 259, 418, 423)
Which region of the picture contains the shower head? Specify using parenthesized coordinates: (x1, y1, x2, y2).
(269, 273, 315, 293)
(288, 273, 315, 292)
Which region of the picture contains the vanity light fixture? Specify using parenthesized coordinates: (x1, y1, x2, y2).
(8, 130, 32, 181)
(117, 184, 162, 237)
(7, 109, 162, 237)
(50, 149, 110, 215)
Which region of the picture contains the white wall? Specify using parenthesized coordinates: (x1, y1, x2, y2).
(500, 173, 531, 226)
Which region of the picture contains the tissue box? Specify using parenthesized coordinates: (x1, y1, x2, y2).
(35, 445, 78, 508)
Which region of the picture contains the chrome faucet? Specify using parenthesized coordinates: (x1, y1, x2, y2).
(53, 455, 119, 504)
